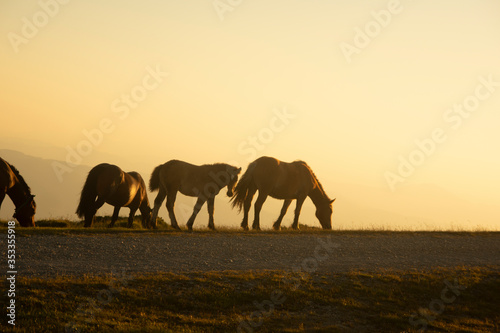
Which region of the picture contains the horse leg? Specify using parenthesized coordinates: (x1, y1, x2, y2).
(241, 187, 256, 231)
(140, 204, 152, 229)
(252, 192, 268, 231)
(291, 196, 306, 230)
(84, 211, 94, 228)
(186, 197, 206, 231)
(166, 191, 181, 230)
(84, 197, 106, 227)
(127, 208, 137, 228)
(206, 197, 215, 230)
(108, 206, 120, 228)
(151, 188, 167, 229)
(273, 199, 292, 231)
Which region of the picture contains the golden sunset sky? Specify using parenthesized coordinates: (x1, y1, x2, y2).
(1, 0, 499, 229)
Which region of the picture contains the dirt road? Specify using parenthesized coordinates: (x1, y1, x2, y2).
(4, 232, 499, 277)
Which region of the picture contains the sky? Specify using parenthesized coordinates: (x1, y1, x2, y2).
(1, 0, 499, 230)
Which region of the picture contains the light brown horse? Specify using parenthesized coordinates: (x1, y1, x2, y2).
(149, 160, 241, 230)
(76, 163, 151, 228)
(0, 157, 36, 227)
(231, 156, 335, 230)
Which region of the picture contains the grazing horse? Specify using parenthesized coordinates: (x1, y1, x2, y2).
(0, 158, 36, 227)
(149, 160, 241, 230)
(231, 156, 335, 230)
(76, 163, 151, 228)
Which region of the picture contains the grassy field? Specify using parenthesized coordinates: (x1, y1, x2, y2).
(1, 267, 498, 332)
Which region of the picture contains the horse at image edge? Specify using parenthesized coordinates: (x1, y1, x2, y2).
(0, 157, 36, 227)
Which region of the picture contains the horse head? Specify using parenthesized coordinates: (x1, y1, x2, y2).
(226, 166, 242, 197)
(13, 195, 36, 227)
(315, 198, 335, 230)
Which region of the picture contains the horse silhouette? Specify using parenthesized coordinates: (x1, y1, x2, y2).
(231, 156, 335, 230)
(76, 163, 151, 228)
(149, 160, 241, 230)
(0, 157, 36, 227)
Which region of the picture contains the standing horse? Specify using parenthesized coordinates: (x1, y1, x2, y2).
(0, 158, 36, 227)
(149, 160, 241, 230)
(76, 163, 151, 228)
(231, 156, 335, 230)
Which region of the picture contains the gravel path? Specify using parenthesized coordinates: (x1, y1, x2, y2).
(3, 233, 499, 277)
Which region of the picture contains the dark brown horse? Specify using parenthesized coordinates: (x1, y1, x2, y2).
(76, 163, 151, 228)
(149, 160, 241, 230)
(231, 156, 335, 230)
(0, 157, 36, 227)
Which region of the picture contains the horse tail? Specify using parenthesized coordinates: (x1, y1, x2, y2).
(76, 165, 104, 218)
(149, 164, 163, 192)
(231, 160, 257, 212)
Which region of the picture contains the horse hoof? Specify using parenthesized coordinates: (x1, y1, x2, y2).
(241, 226, 249, 231)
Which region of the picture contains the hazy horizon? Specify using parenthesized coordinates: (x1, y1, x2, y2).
(1, 1, 499, 230)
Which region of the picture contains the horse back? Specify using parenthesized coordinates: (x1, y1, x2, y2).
(252, 157, 315, 199)
(159, 160, 224, 196)
(159, 160, 196, 185)
(94, 164, 124, 196)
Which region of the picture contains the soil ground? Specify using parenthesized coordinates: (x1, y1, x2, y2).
(5, 232, 498, 277)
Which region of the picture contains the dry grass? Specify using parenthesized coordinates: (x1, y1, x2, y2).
(2, 267, 499, 332)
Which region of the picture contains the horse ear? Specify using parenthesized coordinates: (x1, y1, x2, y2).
(237, 167, 242, 174)
(330, 198, 336, 204)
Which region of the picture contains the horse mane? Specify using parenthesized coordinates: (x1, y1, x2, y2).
(295, 160, 330, 201)
(9, 164, 32, 194)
